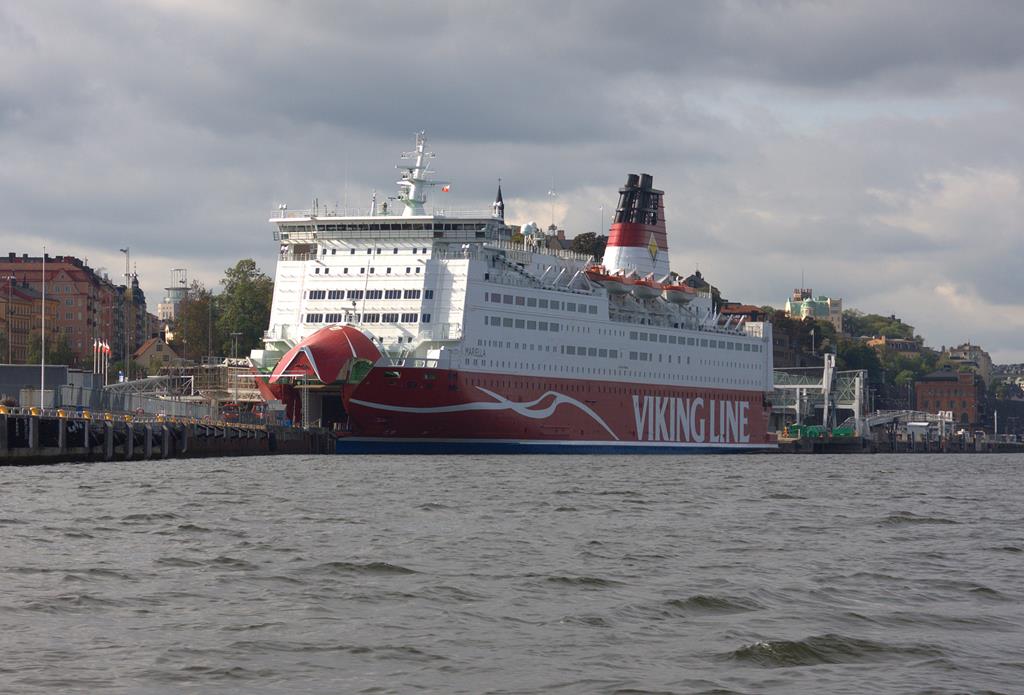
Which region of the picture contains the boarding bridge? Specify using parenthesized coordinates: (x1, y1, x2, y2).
(772, 354, 868, 434)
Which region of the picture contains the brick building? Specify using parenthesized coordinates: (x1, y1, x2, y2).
(915, 366, 984, 429)
(0, 253, 148, 369)
(0, 280, 59, 363)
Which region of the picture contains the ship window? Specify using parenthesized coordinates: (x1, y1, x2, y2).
(367, 249, 372, 254)
(539, 299, 548, 308)
(351, 249, 356, 254)
(382, 313, 399, 322)
(515, 296, 525, 306)
(433, 231, 443, 238)
(386, 268, 392, 274)
(366, 290, 383, 299)
(404, 289, 421, 299)
(629, 351, 638, 360)
(406, 267, 411, 274)
(393, 248, 399, 254)
(527, 298, 537, 307)
(577, 304, 587, 314)
(424, 290, 434, 299)
(304, 313, 323, 323)
(566, 346, 576, 355)
(701, 339, 708, 347)
(550, 323, 559, 332)
(503, 294, 513, 304)
(610, 349, 619, 359)
(401, 313, 418, 323)
(314, 268, 320, 274)
(630, 331, 638, 340)
(527, 320, 536, 329)
(376, 248, 382, 254)
(567, 302, 576, 311)
(539, 322, 548, 331)
(659, 334, 668, 343)
(384, 290, 401, 299)
(328, 290, 343, 299)
(589, 305, 597, 314)
(744, 344, 751, 352)
(588, 347, 597, 357)
(502, 318, 513, 328)
(515, 319, 525, 328)
(308, 290, 326, 300)
(422, 313, 431, 323)
(416, 268, 421, 274)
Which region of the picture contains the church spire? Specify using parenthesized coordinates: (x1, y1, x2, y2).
(493, 178, 504, 220)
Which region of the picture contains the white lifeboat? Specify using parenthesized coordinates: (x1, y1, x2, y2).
(585, 267, 631, 294)
(663, 281, 698, 304)
(629, 276, 663, 300)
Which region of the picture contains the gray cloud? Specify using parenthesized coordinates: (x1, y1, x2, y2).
(2, 1, 1023, 359)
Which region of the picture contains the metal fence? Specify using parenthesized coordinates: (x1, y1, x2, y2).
(58, 384, 214, 419)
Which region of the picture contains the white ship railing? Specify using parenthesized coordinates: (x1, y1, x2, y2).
(271, 207, 497, 220)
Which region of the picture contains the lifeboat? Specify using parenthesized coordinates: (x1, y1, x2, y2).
(629, 276, 663, 299)
(662, 281, 698, 304)
(584, 267, 631, 294)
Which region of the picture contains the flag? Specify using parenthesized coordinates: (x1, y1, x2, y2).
(441, 185, 450, 192)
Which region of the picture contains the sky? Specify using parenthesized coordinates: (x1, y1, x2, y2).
(2, 1, 1023, 361)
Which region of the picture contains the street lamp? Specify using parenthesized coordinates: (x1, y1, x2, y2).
(1, 274, 13, 364)
(119, 247, 130, 381)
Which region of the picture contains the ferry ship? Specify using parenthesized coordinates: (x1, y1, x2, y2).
(253, 133, 776, 453)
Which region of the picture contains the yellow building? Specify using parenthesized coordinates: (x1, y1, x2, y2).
(132, 337, 185, 375)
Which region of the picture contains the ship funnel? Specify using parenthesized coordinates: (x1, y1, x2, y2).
(601, 172, 669, 278)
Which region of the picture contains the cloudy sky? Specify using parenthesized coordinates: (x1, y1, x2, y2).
(3, 1, 1023, 360)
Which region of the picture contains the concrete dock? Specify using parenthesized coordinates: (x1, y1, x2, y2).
(1, 408, 332, 465)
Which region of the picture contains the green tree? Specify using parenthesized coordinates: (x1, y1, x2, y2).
(171, 281, 218, 362)
(571, 232, 608, 260)
(836, 340, 885, 386)
(216, 259, 274, 358)
(27, 331, 77, 366)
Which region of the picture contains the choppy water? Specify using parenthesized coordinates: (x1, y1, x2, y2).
(1, 454, 1022, 694)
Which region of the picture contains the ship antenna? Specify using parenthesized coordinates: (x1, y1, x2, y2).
(395, 131, 448, 216)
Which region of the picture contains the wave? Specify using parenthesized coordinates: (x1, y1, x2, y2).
(724, 633, 943, 668)
(882, 511, 959, 525)
(310, 561, 417, 575)
(546, 575, 623, 588)
(664, 594, 763, 615)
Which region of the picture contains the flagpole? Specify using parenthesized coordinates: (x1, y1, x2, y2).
(40, 247, 46, 409)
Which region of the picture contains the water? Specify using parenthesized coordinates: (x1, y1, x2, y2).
(1, 454, 1022, 694)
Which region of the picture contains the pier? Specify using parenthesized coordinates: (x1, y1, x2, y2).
(0, 407, 332, 466)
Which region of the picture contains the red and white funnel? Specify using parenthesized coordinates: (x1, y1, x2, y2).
(601, 173, 669, 277)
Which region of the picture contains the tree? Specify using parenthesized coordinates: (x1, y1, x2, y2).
(27, 331, 76, 366)
(171, 281, 218, 362)
(571, 232, 608, 260)
(216, 259, 274, 358)
(835, 340, 884, 386)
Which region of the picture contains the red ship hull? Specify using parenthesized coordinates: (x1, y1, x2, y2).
(339, 366, 775, 453)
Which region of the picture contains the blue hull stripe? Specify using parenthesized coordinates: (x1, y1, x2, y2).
(335, 437, 777, 455)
